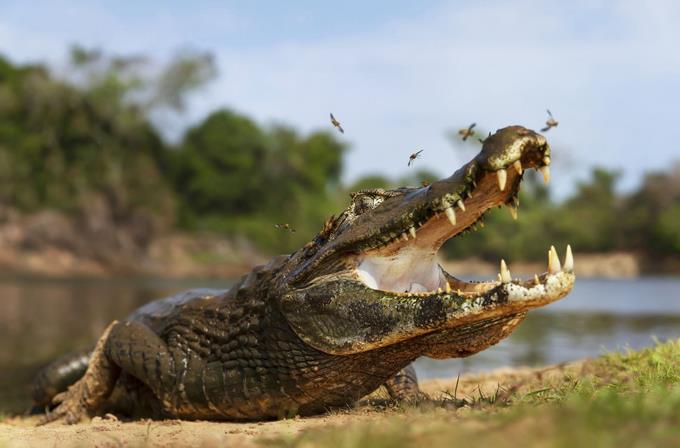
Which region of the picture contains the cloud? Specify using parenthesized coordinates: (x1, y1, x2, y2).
(196, 1, 680, 195)
(0, 0, 243, 60)
(1, 0, 679, 196)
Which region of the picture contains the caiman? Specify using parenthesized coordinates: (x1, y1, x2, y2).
(34, 125, 575, 423)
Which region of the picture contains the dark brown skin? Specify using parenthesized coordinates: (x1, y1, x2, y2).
(34, 125, 574, 423)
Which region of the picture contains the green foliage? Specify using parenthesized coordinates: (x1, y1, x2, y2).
(623, 164, 680, 257)
(656, 205, 680, 252)
(0, 53, 175, 228)
(1, 50, 679, 261)
(172, 110, 268, 216)
(172, 110, 347, 253)
(0, 50, 350, 255)
(558, 168, 622, 251)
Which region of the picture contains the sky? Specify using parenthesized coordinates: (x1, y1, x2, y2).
(1, 0, 679, 197)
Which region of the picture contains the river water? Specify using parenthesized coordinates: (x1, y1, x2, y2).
(1, 277, 678, 413)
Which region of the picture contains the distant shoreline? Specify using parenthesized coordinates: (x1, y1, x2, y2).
(2, 206, 677, 279)
(0, 238, 673, 279)
(439, 252, 642, 280)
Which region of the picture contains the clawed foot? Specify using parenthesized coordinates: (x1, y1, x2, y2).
(38, 321, 120, 426)
(38, 381, 95, 425)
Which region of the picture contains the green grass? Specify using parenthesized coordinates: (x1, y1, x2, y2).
(260, 339, 680, 448)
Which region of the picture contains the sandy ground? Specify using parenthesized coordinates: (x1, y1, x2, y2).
(0, 361, 582, 448)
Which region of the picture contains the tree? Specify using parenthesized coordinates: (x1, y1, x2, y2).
(0, 53, 173, 223)
(171, 109, 348, 252)
(0, 48, 216, 246)
(624, 163, 680, 257)
(173, 109, 268, 219)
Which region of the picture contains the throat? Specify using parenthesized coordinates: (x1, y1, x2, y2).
(356, 247, 444, 293)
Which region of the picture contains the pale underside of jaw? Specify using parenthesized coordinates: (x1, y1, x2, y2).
(354, 164, 573, 298)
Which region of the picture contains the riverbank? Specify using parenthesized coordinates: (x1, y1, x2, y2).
(2, 205, 676, 279)
(0, 247, 652, 280)
(1, 340, 677, 447)
(0, 246, 646, 279)
(439, 251, 641, 279)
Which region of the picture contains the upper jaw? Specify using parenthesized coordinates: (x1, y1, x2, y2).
(352, 125, 571, 304)
(351, 126, 551, 257)
(288, 126, 551, 286)
(353, 126, 550, 265)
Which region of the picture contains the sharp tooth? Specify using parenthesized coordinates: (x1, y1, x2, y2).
(497, 273, 502, 282)
(539, 166, 551, 184)
(437, 287, 442, 293)
(445, 282, 451, 293)
(444, 206, 456, 226)
(507, 205, 518, 220)
(457, 200, 466, 212)
(457, 289, 462, 296)
(548, 245, 561, 273)
(513, 160, 523, 175)
(409, 226, 417, 239)
(479, 221, 485, 228)
(564, 244, 574, 272)
(402, 233, 408, 241)
(497, 169, 507, 191)
(500, 259, 511, 283)
(534, 274, 540, 285)
(543, 156, 551, 166)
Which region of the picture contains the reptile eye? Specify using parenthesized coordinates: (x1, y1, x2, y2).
(354, 197, 372, 215)
(354, 196, 384, 215)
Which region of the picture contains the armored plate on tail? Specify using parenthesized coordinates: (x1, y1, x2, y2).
(34, 125, 575, 423)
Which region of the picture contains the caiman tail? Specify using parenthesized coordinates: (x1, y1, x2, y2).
(32, 350, 91, 409)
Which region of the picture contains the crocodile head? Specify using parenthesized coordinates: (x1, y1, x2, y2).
(279, 125, 575, 357)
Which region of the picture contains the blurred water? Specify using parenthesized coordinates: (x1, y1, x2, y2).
(0, 277, 678, 413)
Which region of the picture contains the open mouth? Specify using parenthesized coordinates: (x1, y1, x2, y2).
(353, 130, 573, 305)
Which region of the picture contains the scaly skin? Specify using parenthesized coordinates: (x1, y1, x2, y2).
(35, 125, 575, 423)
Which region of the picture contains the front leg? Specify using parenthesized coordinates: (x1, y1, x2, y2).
(40, 322, 121, 424)
(41, 320, 179, 424)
